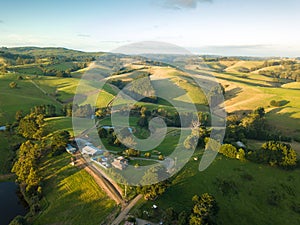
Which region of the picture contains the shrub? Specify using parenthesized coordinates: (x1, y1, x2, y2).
(9, 81, 18, 88)
(220, 144, 238, 159)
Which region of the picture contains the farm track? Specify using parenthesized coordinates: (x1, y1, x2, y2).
(29, 79, 63, 106)
(75, 154, 125, 207)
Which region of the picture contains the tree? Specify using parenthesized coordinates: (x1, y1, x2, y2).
(98, 127, 108, 138)
(138, 116, 148, 128)
(11, 141, 42, 194)
(184, 135, 198, 150)
(9, 81, 18, 88)
(26, 167, 41, 193)
(178, 211, 188, 225)
(237, 148, 246, 161)
(8, 216, 27, 225)
(137, 165, 170, 200)
(15, 110, 23, 121)
(158, 154, 164, 160)
(63, 104, 73, 117)
(51, 130, 70, 155)
(254, 107, 265, 118)
(249, 141, 298, 168)
(162, 207, 177, 225)
(190, 193, 219, 225)
(220, 144, 238, 159)
(18, 113, 44, 140)
(144, 152, 151, 158)
(124, 148, 140, 157)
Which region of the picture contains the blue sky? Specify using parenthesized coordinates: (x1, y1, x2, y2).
(0, 0, 300, 56)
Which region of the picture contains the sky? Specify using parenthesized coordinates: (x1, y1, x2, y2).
(0, 0, 300, 57)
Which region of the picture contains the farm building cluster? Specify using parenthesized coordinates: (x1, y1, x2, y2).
(66, 137, 129, 171)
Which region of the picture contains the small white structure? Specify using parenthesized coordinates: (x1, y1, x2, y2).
(66, 144, 77, 154)
(101, 126, 133, 133)
(0, 126, 6, 131)
(236, 141, 246, 149)
(82, 146, 102, 156)
(102, 126, 114, 130)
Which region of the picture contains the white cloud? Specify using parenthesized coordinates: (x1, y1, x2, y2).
(162, 0, 212, 9)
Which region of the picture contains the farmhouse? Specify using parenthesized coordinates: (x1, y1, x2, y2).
(82, 145, 103, 156)
(111, 156, 128, 170)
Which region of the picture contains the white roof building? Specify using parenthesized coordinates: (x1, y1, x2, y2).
(82, 146, 102, 156)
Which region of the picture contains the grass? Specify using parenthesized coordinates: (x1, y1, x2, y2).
(0, 132, 24, 174)
(32, 153, 116, 225)
(129, 159, 157, 167)
(208, 69, 300, 137)
(0, 132, 10, 174)
(44, 117, 73, 135)
(282, 82, 300, 89)
(0, 74, 62, 124)
(137, 151, 300, 225)
(33, 76, 80, 102)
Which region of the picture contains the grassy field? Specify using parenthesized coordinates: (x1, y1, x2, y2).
(0, 132, 24, 174)
(282, 82, 300, 89)
(44, 117, 73, 135)
(137, 151, 300, 225)
(203, 69, 300, 138)
(32, 153, 116, 225)
(0, 74, 62, 124)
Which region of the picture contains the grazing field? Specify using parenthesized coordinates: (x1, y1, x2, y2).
(282, 82, 300, 89)
(32, 153, 116, 225)
(0, 132, 24, 174)
(0, 132, 12, 174)
(33, 76, 80, 102)
(205, 70, 300, 138)
(138, 151, 300, 225)
(44, 117, 73, 135)
(0, 74, 61, 124)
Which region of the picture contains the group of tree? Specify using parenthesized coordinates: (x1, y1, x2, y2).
(72, 104, 93, 118)
(184, 126, 210, 150)
(225, 107, 292, 143)
(11, 140, 42, 194)
(248, 141, 297, 169)
(257, 63, 300, 82)
(9, 81, 18, 88)
(30, 104, 56, 117)
(189, 193, 219, 225)
(62, 104, 73, 117)
(136, 165, 170, 200)
(17, 112, 45, 140)
(123, 74, 157, 103)
(160, 207, 188, 225)
(10, 108, 72, 221)
(219, 144, 245, 160)
(50, 130, 71, 156)
(135, 105, 206, 129)
(123, 148, 141, 157)
(218, 141, 297, 169)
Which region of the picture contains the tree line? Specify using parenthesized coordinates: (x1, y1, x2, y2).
(9, 107, 71, 223)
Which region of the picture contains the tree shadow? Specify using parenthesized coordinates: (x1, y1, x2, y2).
(225, 87, 243, 100)
(266, 107, 300, 138)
